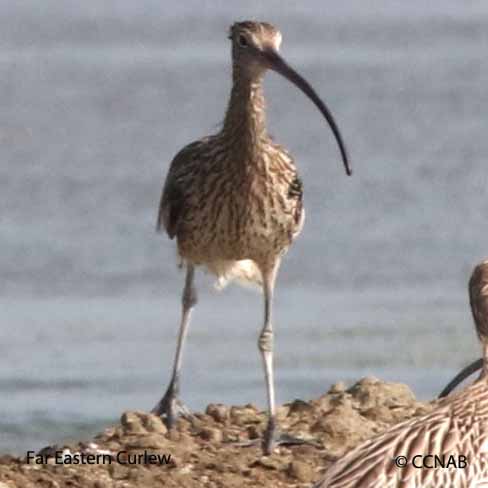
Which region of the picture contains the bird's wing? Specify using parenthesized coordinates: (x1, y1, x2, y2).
(317, 403, 464, 488)
(157, 140, 205, 239)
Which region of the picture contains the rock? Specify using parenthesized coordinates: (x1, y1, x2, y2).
(206, 404, 229, 423)
(120, 411, 147, 435)
(246, 424, 262, 440)
(250, 457, 281, 470)
(222, 429, 241, 443)
(328, 381, 347, 394)
(0, 377, 432, 488)
(178, 464, 194, 475)
(106, 440, 121, 451)
(175, 417, 192, 432)
(288, 421, 310, 436)
(288, 460, 314, 482)
(167, 428, 180, 442)
(94, 481, 111, 488)
(313, 394, 335, 413)
(230, 406, 261, 426)
(356, 376, 380, 386)
(108, 462, 129, 480)
(271, 404, 288, 420)
(0, 455, 18, 465)
(36, 445, 60, 458)
(312, 404, 376, 449)
(362, 405, 393, 421)
(348, 377, 416, 410)
(288, 399, 313, 415)
(177, 432, 196, 450)
(331, 394, 354, 409)
(199, 427, 223, 443)
(125, 434, 166, 449)
(142, 414, 168, 434)
(120, 411, 168, 435)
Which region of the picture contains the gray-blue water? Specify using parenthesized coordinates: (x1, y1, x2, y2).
(2, 0, 488, 454)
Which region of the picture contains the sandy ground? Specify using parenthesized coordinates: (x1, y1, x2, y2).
(0, 377, 435, 488)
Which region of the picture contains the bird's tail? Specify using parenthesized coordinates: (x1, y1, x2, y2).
(206, 259, 263, 291)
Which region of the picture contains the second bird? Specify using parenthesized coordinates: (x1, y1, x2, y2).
(153, 21, 352, 455)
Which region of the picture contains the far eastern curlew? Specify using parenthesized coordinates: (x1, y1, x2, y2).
(152, 21, 352, 455)
(314, 260, 488, 488)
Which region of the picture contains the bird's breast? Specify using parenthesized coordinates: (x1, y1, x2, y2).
(176, 149, 303, 264)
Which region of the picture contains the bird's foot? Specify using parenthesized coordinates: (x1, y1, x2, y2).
(234, 432, 321, 454)
(234, 418, 321, 455)
(151, 386, 191, 429)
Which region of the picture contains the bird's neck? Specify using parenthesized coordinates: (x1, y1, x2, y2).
(221, 68, 268, 155)
(483, 343, 488, 379)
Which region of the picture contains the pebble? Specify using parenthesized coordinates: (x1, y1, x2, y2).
(246, 424, 262, 440)
(206, 404, 229, 423)
(250, 457, 281, 470)
(120, 411, 146, 435)
(94, 481, 112, 488)
(125, 434, 166, 449)
(199, 427, 223, 443)
(328, 381, 346, 394)
(230, 406, 261, 426)
(288, 399, 313, 415)
(349, 378, 416, 409)
(108, 463, 129, 480)
(142, 415, 168, 435)
(288, 460, 314, 482)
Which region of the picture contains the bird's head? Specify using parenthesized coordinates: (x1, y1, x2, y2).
(228, 21, 351, 176)
(228, 21, 282, 73)
(469, 261, 488, 346)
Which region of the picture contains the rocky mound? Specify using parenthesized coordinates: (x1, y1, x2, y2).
(0, 377, 434, 488)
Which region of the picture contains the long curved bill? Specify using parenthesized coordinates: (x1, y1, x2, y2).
(263, 48, 352, 176)
(438, 357, 483, 398)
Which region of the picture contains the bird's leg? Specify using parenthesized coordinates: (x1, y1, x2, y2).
(259, 261, 279, 455)
(249, 260, 320, 455)
(151, 265, 196, 428)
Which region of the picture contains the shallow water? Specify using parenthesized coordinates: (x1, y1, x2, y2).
(2, 0, 488, 454)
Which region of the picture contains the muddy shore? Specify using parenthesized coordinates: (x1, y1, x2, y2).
(0, 377, 435, 487)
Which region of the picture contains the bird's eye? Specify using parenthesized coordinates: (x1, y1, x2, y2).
(238, 35, 248, 47)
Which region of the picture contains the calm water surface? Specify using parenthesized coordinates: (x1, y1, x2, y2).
(2, 1, 488, 453)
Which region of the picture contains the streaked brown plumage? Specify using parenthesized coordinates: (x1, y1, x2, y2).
(153, 21, 351, 455)
(315, 260, 488, 487)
